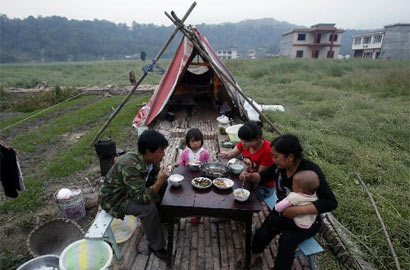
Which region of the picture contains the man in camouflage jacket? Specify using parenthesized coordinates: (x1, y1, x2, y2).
(100, 130, 170, 260)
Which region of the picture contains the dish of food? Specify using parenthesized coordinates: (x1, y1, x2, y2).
(212, 178, 234, 189)
(191, 177, 212, 189)
(233, 188, 250, 201)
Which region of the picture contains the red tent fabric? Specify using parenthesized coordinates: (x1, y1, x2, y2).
(133, 28, 244, 127)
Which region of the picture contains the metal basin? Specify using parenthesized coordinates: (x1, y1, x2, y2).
(17, 254, 59, 270)
(200, 162, 230, 179)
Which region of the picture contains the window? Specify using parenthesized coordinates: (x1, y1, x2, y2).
(373, 35, 382, 43)
(313, 50, 319, 58)
(329, 34, 338, 42)
(363, 37, 371, 44)
(354, 37, 361, 44)
(228, 50, 232, 54)
(296, 50, 304, 58)
(297, 34, 306, 41)
(327, 51, 334, 58)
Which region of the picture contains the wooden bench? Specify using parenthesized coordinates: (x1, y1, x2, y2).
(85, 210, 122, 260)
(264, 192, 323, 270)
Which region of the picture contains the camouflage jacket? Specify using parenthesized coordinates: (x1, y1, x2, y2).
(100, 151, 161, 219)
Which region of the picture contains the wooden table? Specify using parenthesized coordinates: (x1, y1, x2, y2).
(161, 165, 261, 268)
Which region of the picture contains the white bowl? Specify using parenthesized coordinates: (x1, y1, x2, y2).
(230, 163, 244, 174)
(233, 188, 250, 202)
(168, 174, 184, 187)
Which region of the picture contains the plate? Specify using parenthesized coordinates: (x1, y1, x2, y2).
(191, 177, 212, 189)
(213, 178, 234, 189)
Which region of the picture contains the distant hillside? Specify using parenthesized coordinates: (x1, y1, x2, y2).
(0, 15, 371, 63)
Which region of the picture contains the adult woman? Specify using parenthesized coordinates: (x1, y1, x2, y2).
(219, 121, 274, 199)
(240, 134, 337, 270)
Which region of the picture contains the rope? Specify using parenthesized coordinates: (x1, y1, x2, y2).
(142, 60, 166, 74)
(1, 71, 129, 132)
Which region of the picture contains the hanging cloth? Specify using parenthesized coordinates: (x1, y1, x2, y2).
(0, 142, 25, 198)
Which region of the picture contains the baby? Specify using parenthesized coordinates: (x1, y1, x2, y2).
(275, 170, 319, 229)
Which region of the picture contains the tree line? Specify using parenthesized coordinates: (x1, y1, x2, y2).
(0, 15, 368, 63)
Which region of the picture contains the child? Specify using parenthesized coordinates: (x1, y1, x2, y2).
(274, 170, 319, 229)
(177, 128, 211, 225)
(177, 128, 210, 166)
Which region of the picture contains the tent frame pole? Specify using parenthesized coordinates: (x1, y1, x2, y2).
(91, 2, 197, 145)
(165, 12, 282, 136)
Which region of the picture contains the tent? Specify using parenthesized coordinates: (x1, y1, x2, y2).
(132, 28, 248, 127)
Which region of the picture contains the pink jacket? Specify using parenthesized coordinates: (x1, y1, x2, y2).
(177, 147, 210, 166)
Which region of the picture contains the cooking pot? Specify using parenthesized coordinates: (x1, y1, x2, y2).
(200, 162, 230, 179)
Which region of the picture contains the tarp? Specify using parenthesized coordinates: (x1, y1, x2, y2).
(133, 28, 246, 127)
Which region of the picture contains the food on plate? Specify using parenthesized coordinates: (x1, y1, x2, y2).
(192, 177, 212, 188)
(213, 178, 227, 188)
(235, 189, 247, 196)
(189, 160, 201, 166)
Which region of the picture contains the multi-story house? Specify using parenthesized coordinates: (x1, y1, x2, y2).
(352, 32, 384, 59)
(352, 23, 409, 60)
(280, 23, 344, 59)
(217, 48, 238, 59)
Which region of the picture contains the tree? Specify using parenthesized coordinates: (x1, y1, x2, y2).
(140, 51, 146, 61)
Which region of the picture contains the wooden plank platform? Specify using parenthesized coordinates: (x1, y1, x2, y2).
(112, 206, 313, 270)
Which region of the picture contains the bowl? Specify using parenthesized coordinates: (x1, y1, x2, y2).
(168, 174, 184, 187)
(188, 160, 201, 171)
(59, 239, 113, 270)
(225, 124, 243, 143)
(230, 163, 244, 174)
(27, 218, 84, 257)
(233, 188, 250, 202)
(17, 255, 59, 270)
(200, 162, 230, 179)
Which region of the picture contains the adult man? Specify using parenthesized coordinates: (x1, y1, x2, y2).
(100, 130, 170, 260)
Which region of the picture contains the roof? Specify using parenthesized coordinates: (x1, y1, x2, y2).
(132, 27, 247, 127)
(282, 23, 344, 36)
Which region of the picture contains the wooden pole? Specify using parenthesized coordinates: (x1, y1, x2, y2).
(355, 173, 402, 270)
(165, 12, 282, 136)
(91, 2, 197, 145)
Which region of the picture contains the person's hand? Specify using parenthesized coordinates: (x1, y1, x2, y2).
(239, 172, 252, 182)
(218, 152, 230, 159)
(157, 166, 170, 185)
(242, 157, 252, 169)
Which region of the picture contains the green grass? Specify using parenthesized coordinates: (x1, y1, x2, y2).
(225, 58, 410, 269)
(0, 60, 167, 88)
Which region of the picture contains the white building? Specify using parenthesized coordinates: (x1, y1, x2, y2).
(352, 31, 384, 59)
(217, 48, 238, 59)
(280, 23, 344, 59)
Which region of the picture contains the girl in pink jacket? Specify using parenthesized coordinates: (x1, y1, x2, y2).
(177, 128, 210, 166)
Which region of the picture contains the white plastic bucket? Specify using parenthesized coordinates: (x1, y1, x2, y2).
(55, 188, 86, 220)
(59, 239, 113, 270)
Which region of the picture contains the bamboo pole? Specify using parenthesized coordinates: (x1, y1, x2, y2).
(91, 2, 197, 145)
(355, 173, 402, 270)
(165, 11, 282, 136)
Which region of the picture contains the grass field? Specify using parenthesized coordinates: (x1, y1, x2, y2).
(0, 58, 409, 269)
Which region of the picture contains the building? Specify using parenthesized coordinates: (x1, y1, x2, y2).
(280, 23, 344, 59)
(216, 48, 238, 59)
(352, 23, 410, 60)
(352, 31, 384, 59)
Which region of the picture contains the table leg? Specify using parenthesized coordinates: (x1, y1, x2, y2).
(167, 217, 175, 268)
(244, 216, 252, 269)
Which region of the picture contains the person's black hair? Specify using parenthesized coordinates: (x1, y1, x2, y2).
(271, 134, 303, 159)
(138, 130, 168, 155)
(238, 121, 263, 141)
(185, 128, 204, 149)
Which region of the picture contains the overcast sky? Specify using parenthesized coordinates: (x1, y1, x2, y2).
(2, 0, 409, 30)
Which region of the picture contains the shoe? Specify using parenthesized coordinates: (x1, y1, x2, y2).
(148, 247, 168, 261)
(190, 217, 200, 224)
